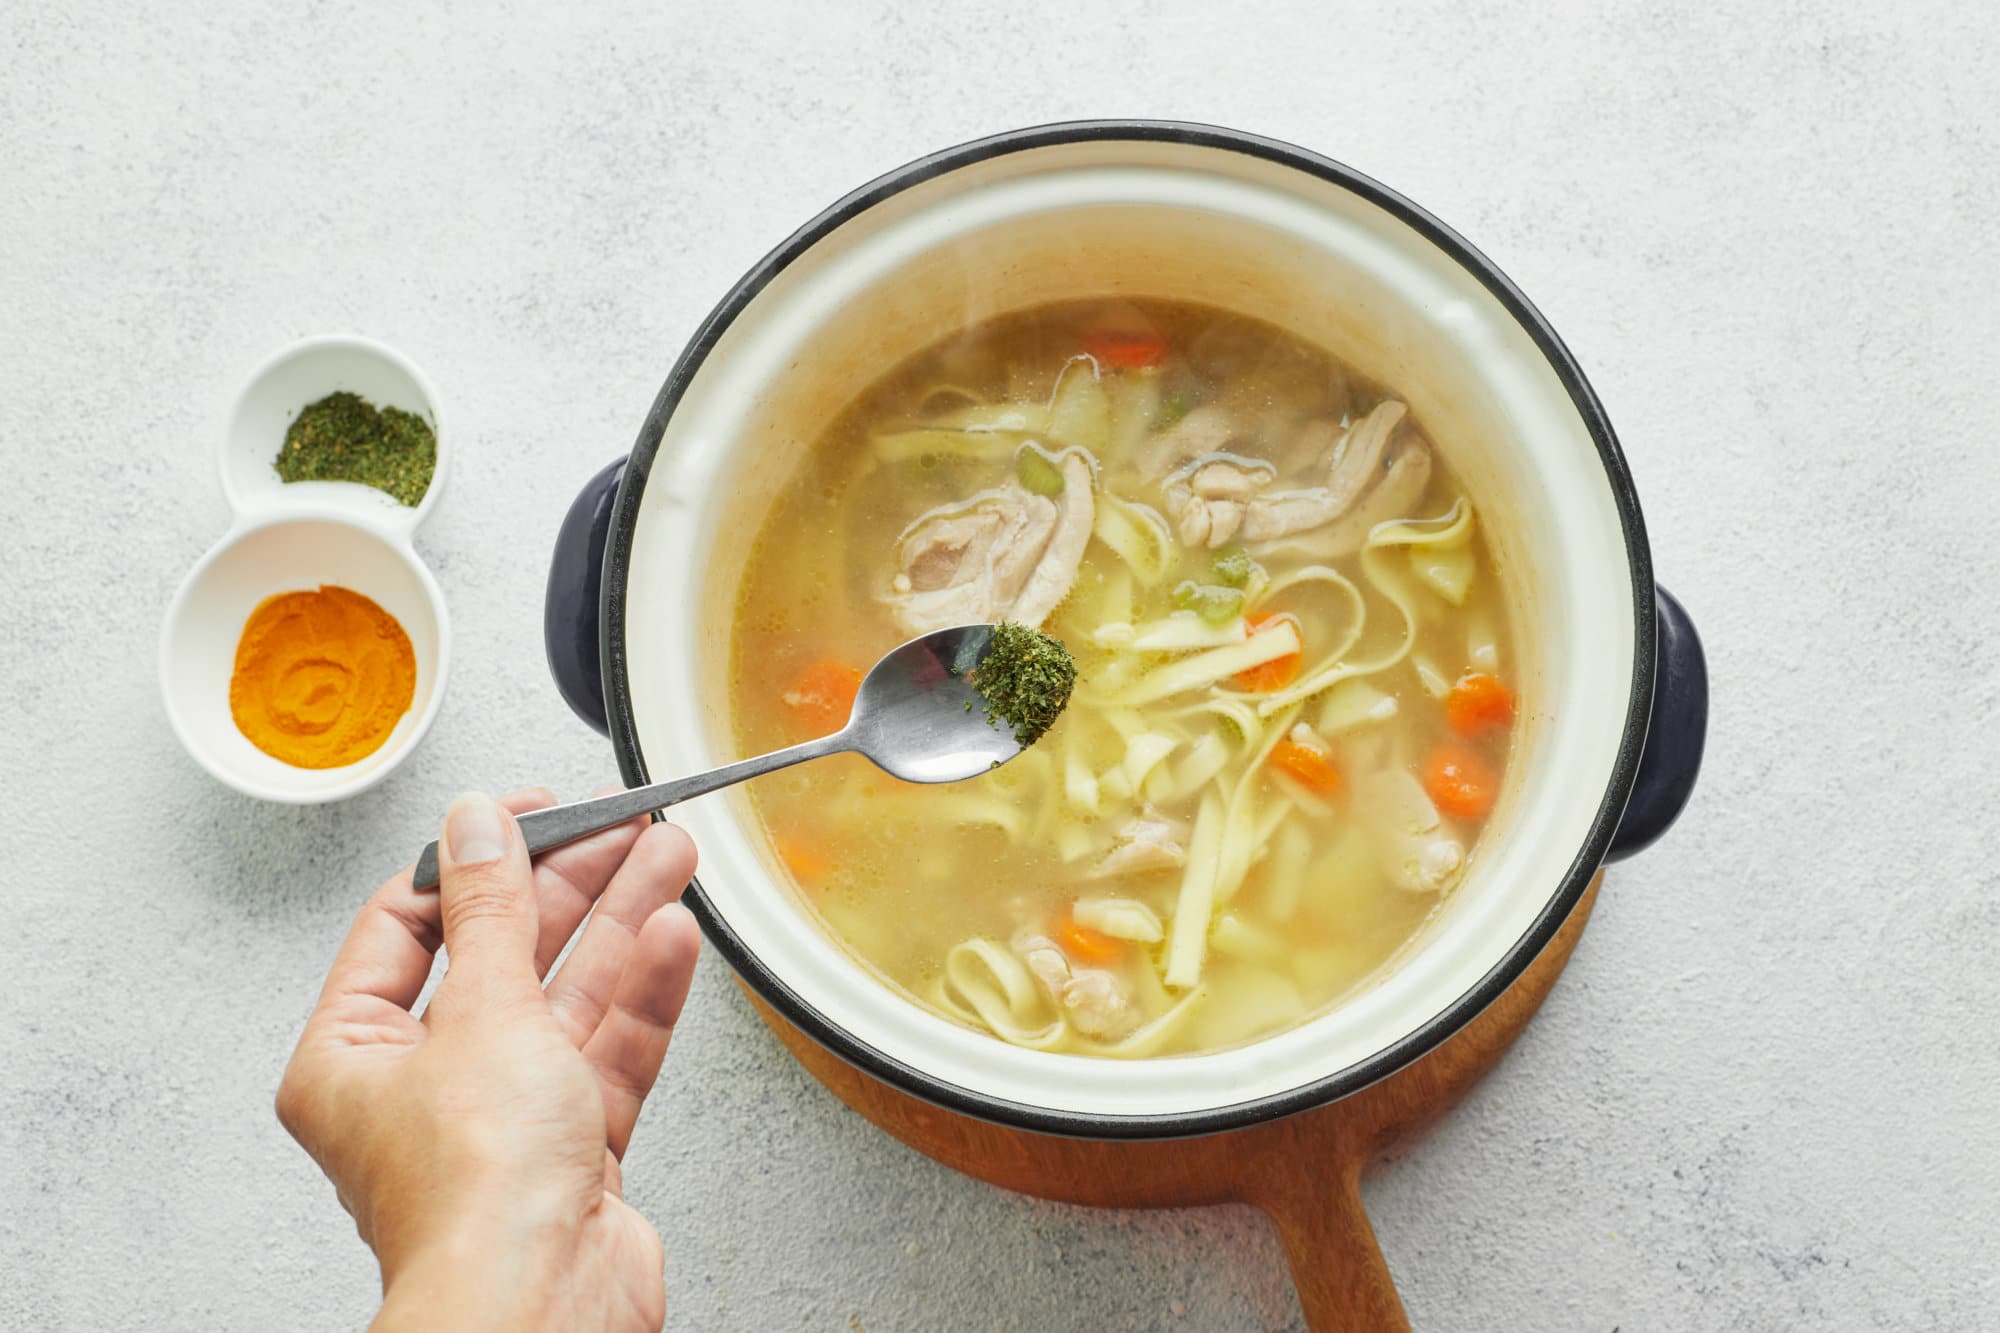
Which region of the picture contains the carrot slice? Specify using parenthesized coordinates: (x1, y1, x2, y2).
(1083, 329, 1168, 370)
(782, 660, 863, 735)
(775, 834, 829, 884)
(1423, 744, 1498, 819)
(1446, 672, 1515, 737)
(1268, 738, 1341, 795)
(1052, 912, 1124, 963)
(1232, 613, 1303, 692)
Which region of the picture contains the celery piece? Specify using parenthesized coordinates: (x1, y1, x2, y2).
(1171, 580, 1246, 626)
(1014, 442, 1066, 496)
(1211, 546, 1254, 588)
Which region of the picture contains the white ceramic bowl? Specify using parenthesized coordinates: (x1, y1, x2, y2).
(550, 124, 1705, 1136)
(160, 336, 451, 803)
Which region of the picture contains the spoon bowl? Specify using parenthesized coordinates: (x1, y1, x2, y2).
(846, 623, 1022, 783)
(411, 623, 1044, 890)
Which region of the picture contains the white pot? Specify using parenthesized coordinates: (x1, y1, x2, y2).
(548, 123, 1707, 1136)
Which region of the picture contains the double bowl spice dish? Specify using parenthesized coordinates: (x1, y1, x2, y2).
(161, 336, 451, 803)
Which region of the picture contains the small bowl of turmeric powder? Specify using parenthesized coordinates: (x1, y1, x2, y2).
(160, 335, 451, 802)
(161, 512, 449, 802)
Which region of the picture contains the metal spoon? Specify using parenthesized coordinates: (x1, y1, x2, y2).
(412, 623, 1031, 891)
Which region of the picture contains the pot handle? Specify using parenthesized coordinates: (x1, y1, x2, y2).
(544, 457, 627, 737)
(1607, 585, 1708, 861)
(1253, 1161, 1409, 1331)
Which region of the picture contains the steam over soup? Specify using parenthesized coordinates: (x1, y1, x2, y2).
(731, 299, 1517, 1058)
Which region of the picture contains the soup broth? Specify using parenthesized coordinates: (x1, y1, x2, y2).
(731, 298, 1516, 1058)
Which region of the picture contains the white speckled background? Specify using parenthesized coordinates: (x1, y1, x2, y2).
(4, 2, 1996, 1329)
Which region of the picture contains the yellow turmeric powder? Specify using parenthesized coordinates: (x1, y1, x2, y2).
(229, 586, 416, 768)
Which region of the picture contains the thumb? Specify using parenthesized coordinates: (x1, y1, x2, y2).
(435, 792, 540, 1002)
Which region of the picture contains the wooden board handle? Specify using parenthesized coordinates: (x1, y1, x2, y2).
(1253, 1161, 1407, 1332)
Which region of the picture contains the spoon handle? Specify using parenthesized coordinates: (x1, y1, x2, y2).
(410, 732, 850, 892)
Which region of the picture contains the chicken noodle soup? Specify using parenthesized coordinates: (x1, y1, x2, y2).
(731, 299, 1516, 1057)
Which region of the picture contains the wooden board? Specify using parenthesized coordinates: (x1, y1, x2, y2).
(750, 875, 1601, 1331)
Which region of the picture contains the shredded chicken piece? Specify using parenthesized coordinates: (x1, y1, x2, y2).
(1166, 459, 1270, 548)
(1254, 434, 1434, 561)
(1060, 969, 1135, 1040)
(1010, 454, 1095, 626)
(883, 454, 1095, 634)
(1413, 838, 1465, 891)
(1189, 460, 1260, 502)
(1176, 500, 1242, 549)
(1091, 810, 1188, 877)
(1137, 405, 1244, 481)
(1295, 416, 1347, 474)
(1359, 769, 1466, 894)
(1235, 402, 1407, 544)
(1019, 935, 1072, 1002)
(1014, 932, 1137, 1040)
(1159, 401, 1425, 550)
(1321, 401, 1406, 512)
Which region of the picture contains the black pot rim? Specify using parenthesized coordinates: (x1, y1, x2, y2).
(599, 119, 1656, 1141)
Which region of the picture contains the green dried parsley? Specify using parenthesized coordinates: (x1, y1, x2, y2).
(275, 391, 437, 507)
(970, 622, 1077, 747)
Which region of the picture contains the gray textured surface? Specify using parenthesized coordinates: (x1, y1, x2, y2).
(3, 3, 1996, 1329)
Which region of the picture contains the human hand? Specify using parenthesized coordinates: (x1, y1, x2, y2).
(277, 789, 701, 1333)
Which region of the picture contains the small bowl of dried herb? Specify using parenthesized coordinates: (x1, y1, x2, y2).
(159, 335, 453, 802)
(222, 335, 448, 531)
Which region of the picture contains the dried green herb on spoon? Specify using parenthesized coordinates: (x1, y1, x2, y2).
(970, 622, 1078, 747)
(275, 391, 436, 507)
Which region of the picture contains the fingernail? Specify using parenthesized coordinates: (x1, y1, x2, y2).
(444, 792, 509, 865)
